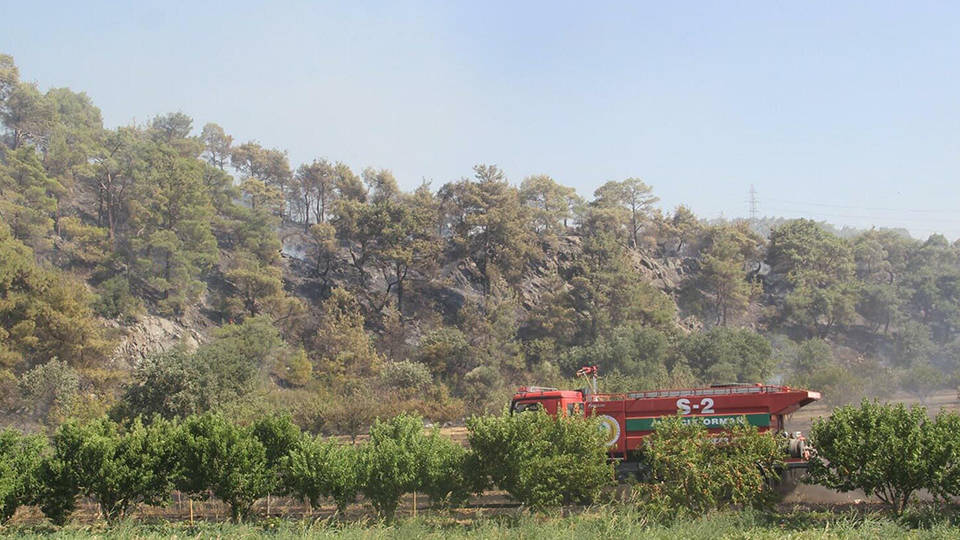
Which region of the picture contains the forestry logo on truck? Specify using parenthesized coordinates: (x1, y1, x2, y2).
(626, 413, 770, 431)
(597, 415, 621, 447)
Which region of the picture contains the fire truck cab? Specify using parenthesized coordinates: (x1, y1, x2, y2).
(510, 387, 586, 417)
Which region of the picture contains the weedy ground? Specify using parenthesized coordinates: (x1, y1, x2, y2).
(2, 504, 959, 539)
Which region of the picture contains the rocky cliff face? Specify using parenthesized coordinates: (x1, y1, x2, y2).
(108, 315, 203, 367)
(106, 232, 700, 366)
(279, 231, 693, 325)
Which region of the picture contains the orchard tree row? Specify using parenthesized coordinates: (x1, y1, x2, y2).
(0, 410, 616, 524)
(4, 400, 950, 526)
(0, 406, 813, 526)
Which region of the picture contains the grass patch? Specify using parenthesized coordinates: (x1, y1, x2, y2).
(2, 505, 960, 539)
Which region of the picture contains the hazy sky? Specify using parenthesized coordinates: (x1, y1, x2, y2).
(4, 1, 960, 239)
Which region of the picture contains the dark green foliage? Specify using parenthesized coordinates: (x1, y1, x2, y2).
(637, 415, 784, 514)
(114, 348, 205, 420)
(785, 339, 864, 407)
(284, 435, 359, 513)
(894, 321, 935, 368)
(808, 401, 932, 515)
(686, 223, 762, 326)
(769, 220, 860, 337)
(0, 429, 45, 523)
(11, 56, 960, 528)
(857, 282, 900, 335)
(900, 362, 944, 402)
(2, 408, 957, 527)
(195, 316, 283, 396)
(592, 178, 658, 250)
(417, 328, 470, 375)
(784, 281, 860, 338)
(925, 411, 960, 502)
(352, 413, 469, 519)
(39, 417, 176, 522)
(17, 360, 80, 425)
(681, 327, 773, 383)
(467, 409, 613, 509)
(0, 145, 63, 249)
(0, 222, 107, 370)
(519, 174, 579, 248)
(381, 360, 433, 392)
(92, 275, 142, 322)
(174, 413, 273, 522)
(438, 165, 536, 293)
(768, 219, 854, 288)
(357, 414, 428, 520)
(563, 324, 671, 380)
(115, 316, 284, 420)
(313, 288, 382, 379)
(566, 238, 677, 346)
(126, 141, 218, 315)
(36, 454, 77, 526)
(251, 413, 301, 495)
(417, 430, 471, 508)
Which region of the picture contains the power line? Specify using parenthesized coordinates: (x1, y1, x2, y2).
(763, 206, 960, 225)
(760, 208, 960, 238)
(764, 197, 958, 215)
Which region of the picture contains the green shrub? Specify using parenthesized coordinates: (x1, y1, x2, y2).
(467, 409, 613, 509)
(38, 417, 176, 523)
(325, 388, 386, 443)
(808, 400, 931, 515)
(251, 413, 301, 496)
(418, 429, 470, 508)
(416, 328, 470, 378)
(561, 324, 670, 379)
(926, 411, 960, 501)
(900, 362, 944, 403)
(18, 360, 79, 425)
(115, 317, 285, 421)
(0, 429, 46, 523)
(788, 361, 864, 408)
(37, 453, 77, 525)
(680, 328, 774, 383)
(381, 360, 432, 392)
(284, 435, 359, 513)
(113, 349, 205, 420)
(174, 413, 273, 522)
(357, 414, 426, 520)
(636, 415, 783, 514)
(93, 275, 142, 322)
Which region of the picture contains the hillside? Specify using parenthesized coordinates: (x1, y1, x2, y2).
(1, 52, 958, 433)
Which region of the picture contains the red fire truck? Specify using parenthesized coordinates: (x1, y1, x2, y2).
(510, 366, 821, 475)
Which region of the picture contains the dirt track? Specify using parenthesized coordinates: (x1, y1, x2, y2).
(785, 388, 960, 434)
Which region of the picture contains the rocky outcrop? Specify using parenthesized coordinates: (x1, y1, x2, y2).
(627, 249, 684, 294)
(109, 315, 203, 367)
(278, 229, 695, 332)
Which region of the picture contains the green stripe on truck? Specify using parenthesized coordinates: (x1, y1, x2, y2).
(625, 413, 770, 431)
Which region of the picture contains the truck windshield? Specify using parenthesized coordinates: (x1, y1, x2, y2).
(512, 402, 542, 413)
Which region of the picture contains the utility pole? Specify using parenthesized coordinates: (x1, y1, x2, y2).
(748, 185, 759, 221)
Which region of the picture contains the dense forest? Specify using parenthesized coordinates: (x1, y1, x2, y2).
(1, 53, 957, 434)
